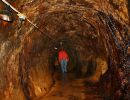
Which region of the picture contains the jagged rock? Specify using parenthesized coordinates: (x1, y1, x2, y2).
(0, 0, 129, 99)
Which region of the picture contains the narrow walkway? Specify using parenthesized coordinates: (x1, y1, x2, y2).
(41, 73, 103, 100)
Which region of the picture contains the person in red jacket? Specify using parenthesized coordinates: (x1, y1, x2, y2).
(58, 48, 69, 73)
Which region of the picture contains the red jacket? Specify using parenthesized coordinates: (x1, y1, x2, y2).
(58, 50, 69, 62)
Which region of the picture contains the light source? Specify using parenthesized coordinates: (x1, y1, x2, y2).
(0, 10, 13, 22)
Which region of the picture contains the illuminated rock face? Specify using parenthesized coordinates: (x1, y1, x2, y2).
(0, 0, 129, 99)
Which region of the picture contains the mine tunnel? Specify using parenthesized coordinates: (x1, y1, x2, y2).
(0, 0, 130, 100)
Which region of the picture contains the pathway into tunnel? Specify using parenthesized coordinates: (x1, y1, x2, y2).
(41, 72, 104, 100)
(40, 39, 104, 100)
(41, 39, 107, 100)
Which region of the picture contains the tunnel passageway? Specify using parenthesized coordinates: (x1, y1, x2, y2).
(42, 72, 103, 100)
(0, 0, 130, 100)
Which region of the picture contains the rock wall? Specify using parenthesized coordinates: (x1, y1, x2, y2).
(0, 0, 54, 99)
(0, 0, 129, 99)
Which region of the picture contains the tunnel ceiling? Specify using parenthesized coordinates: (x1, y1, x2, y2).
(39, 5, 105, 56)
(13, 0, 129, 57)
(0, 0, 129, 54)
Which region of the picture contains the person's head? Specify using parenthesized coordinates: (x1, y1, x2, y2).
(60, 41, 63, 46)
(59, 41, 64, 50)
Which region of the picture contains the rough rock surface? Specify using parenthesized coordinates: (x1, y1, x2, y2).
(0, 0, 129, 99)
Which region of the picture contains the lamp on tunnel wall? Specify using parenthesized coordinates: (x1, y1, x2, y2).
(0, 10, 13, 22)
(54, 47, 58, 50)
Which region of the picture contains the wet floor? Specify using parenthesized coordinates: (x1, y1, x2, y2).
(41, 73, 103, 100)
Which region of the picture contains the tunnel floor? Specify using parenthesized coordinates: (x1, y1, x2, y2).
(41, 72, 104, 100)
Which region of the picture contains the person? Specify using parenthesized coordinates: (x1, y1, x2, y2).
(58, 47, 69, 73)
